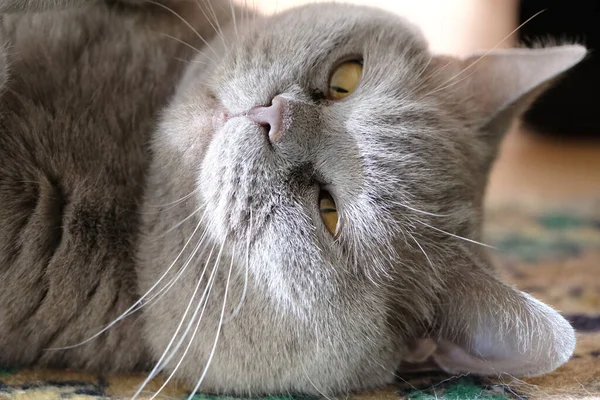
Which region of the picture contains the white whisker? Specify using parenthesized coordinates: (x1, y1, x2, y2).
(407, 231, 434, 269)
(417, 59, 452, 91)
(136, 226, 211, 313)
(301, 364, 334, 400)
(195, 0, 227, 50)
(223, 209, 251, 324)
(132, 244, 217, 400)
(393, 201, 450, 217)
(199, 0, 228, 51)
(421, 68, 478, 99)
(148, 0, 220, 58)
(44, 210, 208, 351)
(174, 57, 210, 66)
(410, 54, 436, 90)
(186, 246, 235, 399)
(142, 188, 199, 213)
(417, 220, 496, 249)
(160, 33, 205, 56)
(163, 205, 204, 236)
(149, 241, 226, 399)
(229, 0, 239, 38)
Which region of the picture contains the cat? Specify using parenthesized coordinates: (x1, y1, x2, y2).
(0, 0, 586, 396)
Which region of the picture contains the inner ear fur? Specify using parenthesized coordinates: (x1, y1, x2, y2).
(430, 256, 575, 377)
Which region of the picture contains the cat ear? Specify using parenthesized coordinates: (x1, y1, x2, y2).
(430, 265, 576, 377)
(457, 45, 586, 125)
(432, 45, 586, 172)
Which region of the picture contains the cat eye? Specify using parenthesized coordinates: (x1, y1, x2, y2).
(319, 190, 339, 236)
(328, 60, 363, 100)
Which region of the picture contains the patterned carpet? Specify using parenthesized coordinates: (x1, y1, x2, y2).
(1, 202, 598, 400)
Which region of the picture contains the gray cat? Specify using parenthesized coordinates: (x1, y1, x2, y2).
(0, 0, 586, 396)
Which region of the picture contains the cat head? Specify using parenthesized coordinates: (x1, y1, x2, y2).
(153, 3, 584, 381)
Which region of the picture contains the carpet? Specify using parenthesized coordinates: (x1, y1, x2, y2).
(1, 202, 598, 400)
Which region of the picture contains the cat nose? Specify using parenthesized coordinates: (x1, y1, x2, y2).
(246, 95, 287, 143)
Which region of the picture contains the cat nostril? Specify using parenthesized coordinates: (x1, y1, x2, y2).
(246, 95, 286, 143)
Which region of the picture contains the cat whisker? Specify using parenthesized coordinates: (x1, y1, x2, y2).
(410, 54, 435, 88)
(162, 205, 204, 237)
(147, 0, 220, 58)
(223, 208, 252, 324)
(136, 227, 211, 312)
(160, 33, 205, 56)
(186, 247, 235, 399)
(239, 0, 245, 25)
(132, 243, 217, 400)
(418, 58, 452, 90)
(148, 241, 226, 400)
(195, 0, 228, 50)
(417, 220, 496, 249)
(201, 0, 231, 52)
(407, 231, 434, 271)
(102, 221, 211, 324)
(393, 201, 450, 217)
(44, 210, 208, 351)
(174, 57, 210, 66)
(421, 68, 478, 99)
(228, 0, 239, 39)
(123, 209, 210, 308)
(146, 187, 199, 209)
(300, 362, 335, 400)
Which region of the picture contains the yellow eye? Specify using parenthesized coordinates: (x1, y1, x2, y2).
(328, 60, 363, 100)
(319, 190, 339, 236)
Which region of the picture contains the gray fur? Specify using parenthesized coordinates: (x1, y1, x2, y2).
(0, 0, 585, 396)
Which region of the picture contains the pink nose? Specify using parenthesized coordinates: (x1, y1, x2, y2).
(246, 95, 287, 143)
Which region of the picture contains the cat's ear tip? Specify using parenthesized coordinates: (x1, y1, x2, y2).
(430, 271, 578, 378)
(509, 294, 577, 377)
(548, 43, 588, 64)
(522, 41, 588, 67)
(563, 43, 587, 54)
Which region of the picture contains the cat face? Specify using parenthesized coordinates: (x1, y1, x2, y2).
(168, 5, 479, 308)
(145, 2, 584, 394)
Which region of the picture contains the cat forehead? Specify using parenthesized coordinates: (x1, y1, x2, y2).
(213, 3, 431, 97)
(273, 4, 422, 35)
(247, 4, 428, 58)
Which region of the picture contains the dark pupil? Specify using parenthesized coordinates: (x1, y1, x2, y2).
(329, 86, 349, 93)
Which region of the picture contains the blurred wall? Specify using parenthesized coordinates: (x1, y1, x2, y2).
(236, 0, 518, 56)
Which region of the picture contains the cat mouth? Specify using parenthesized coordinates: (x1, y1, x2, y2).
(212, 107, 230, 132)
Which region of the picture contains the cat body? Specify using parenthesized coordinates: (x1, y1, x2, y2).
(0, 1, 196, 372)
(0, 0, 585, 396)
